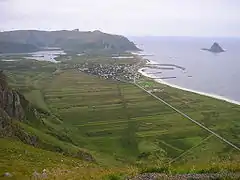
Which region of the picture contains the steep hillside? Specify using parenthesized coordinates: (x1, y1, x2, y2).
(0, 70, 39, 145)
(0, 30, 140, 54)
(0, 41, 38, 54)
(0, 70, 95, 162)
(0, 71, 25, 120)
(0, 70, 136, 179)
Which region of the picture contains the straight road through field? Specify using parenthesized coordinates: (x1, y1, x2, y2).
(133, 81, 240, 152)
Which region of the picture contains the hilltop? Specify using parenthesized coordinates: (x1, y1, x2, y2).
(0, 30, 140, 54)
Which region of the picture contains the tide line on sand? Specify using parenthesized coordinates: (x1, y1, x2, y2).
(138, 65, 240, 106)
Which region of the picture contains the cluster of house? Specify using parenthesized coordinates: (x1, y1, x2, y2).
(78, 63, 140, 82)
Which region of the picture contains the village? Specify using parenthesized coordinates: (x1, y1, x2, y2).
(78, 62, 141, 82)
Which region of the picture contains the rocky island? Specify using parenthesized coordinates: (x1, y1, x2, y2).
(202, 42, 225, 53)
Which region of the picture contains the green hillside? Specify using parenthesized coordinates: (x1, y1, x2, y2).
(0, 41, 38, 54)
(0, 30, 139, 54)
(0, 54, 239, 179)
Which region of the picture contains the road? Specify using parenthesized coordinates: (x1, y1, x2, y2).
(133, 80, 240, 152)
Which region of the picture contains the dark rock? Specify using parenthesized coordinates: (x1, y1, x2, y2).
(75, 150, 96, 162)
(0, 71, 25, 120)
(14, 129, 38, 146)
(201, 42, 225, 53)
(0, 109, 13, 137)
(0, 71, 39, 146)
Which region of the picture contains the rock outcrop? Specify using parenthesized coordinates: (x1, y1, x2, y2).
(0, 71, 25, 120)
(201, 42, 225, 53)
(0, 71, 38, 146)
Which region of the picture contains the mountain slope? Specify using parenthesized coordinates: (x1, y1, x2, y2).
(0, 41, 38, 54)
(0, 30, 140, 53)
(0, 71, 95, 162)
(0, 71, 134, 179)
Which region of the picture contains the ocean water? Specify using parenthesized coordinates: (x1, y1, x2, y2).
(0, 50, 65, 63)
(25, 50, 66, 63)
(130, 37, 240, 103)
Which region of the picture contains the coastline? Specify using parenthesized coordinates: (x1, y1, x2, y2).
(137, 58, 240, 106)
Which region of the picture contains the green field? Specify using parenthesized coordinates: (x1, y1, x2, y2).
(39, 69, 239, 166)
(1, 55, 240, 178)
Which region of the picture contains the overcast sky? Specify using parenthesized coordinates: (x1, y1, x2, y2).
(1, 0, 240, 36)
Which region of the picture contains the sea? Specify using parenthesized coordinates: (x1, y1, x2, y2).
(0, 50, 65, 63)
(130, 36, 240, 104)
(25, 50, 66, 63)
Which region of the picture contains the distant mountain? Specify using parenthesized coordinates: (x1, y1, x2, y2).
(0, 30, 140, 54)
(0, 41, 39, 54)
(202, 42, 225, 53)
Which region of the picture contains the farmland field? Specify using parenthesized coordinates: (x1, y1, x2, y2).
(1, 55, 240, 172)
(39, 68, 239, 167)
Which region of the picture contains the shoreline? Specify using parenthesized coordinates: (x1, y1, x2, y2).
(137, 58, 240, 106)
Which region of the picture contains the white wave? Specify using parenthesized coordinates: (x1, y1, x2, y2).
(112, 56, 134, 59)
(138, 68, 240, 106)
(1, 59, 19, 62)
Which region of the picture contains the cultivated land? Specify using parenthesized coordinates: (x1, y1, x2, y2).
(0, 54, 240, 179)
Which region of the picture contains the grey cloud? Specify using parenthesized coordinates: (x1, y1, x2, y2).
(0, 0, 240, 36)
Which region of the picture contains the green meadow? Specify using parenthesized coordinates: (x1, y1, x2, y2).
(0, 55, 239, 179)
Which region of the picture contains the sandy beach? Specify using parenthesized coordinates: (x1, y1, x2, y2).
(138, 59, 240, 106)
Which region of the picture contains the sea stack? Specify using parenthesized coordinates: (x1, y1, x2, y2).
(202, 42, 225, 53)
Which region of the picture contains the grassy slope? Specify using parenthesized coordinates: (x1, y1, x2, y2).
(1, 55, 240, 178)
(41, 69, 240, 167)
(0, 138, 137, 180)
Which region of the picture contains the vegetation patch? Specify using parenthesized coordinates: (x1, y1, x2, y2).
(1, 54, 240, 178)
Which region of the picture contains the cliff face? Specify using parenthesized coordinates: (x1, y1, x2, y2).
(0, 71, 25, 120)
(0, 71, 39, 145)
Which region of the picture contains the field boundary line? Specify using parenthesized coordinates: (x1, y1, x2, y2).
(133, 81, 240, 152)
(169, 134, 214, 164)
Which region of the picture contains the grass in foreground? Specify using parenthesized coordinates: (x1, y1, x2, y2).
(0, 138, 137, 180)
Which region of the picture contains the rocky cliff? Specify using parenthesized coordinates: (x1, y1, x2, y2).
(0, 71, 25, 120)
(0, 71, 39, 145)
